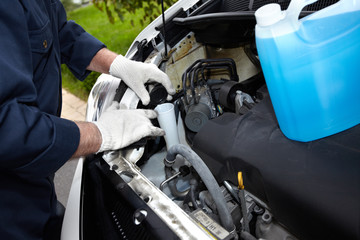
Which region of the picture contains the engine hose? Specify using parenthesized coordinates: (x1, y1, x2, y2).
(240, 231, 258, 240)
(189, 179, 201, 209)
(165, 167, 189, 199)
(165, 144, 236, 233)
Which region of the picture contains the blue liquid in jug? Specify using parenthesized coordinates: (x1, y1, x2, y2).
(257, 11, 360, 141)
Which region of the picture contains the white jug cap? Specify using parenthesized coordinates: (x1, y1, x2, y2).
(255, 3, 284, 27)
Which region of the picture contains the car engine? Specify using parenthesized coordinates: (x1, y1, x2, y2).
(82, 0, 359, 239)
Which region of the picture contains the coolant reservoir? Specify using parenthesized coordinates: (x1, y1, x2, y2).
(255, 0, 360, 142)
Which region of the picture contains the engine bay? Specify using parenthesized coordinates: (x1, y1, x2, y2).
(83, 0, 359, 239)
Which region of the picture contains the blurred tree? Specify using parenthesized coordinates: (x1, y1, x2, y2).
(92, 0, 177, 25)
(60, 0, 80, 12)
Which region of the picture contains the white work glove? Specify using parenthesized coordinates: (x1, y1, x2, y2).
(109, 55, 175, 105)
(93, 103, 165, 152)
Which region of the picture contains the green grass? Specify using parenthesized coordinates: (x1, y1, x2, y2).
(62, 4, 151, 101)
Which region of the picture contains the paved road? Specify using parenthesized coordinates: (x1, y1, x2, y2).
(54, 158, 79, 205)
(54, 89, 86, 205)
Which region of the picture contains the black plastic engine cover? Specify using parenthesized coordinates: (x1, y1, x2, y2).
(192, 93, 360, 239)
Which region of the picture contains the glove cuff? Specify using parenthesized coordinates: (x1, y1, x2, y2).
(109, 55, 128, 78)
(92, 121, 113, 153)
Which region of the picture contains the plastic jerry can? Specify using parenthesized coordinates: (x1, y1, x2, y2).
(255, 0, 360, 142)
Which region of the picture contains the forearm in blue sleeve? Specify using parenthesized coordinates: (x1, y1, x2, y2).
(57, 2, 106, 80)
(0, 102, 80, 179)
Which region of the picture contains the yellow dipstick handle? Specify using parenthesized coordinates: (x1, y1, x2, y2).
(238, 171, 244, 190)
(237, 171, 249, 232)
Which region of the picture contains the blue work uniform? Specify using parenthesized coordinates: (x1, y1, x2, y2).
(0, 0, 105, 239)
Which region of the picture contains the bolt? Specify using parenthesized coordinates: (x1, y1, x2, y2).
(253, 205, 264, 215)
(111, 164, 119, 170)
(133, 209, 147, 225)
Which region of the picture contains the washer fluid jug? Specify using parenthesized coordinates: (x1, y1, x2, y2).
(255, 0, 360, 142)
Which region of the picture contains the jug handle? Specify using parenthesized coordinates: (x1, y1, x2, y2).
(286, 0, 318, 27)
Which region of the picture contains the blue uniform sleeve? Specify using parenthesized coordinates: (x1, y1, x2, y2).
(0, 1, 80, 179)
(57, 2, 106, 80)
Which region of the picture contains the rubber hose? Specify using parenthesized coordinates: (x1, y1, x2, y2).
(165, 144, 236, 232)
(240, 231, 258, 240)
(189, 179, 201, 209)
(165, 167, 189, 199)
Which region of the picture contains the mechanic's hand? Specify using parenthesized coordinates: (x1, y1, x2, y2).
(93, 103, 165, 152)
(109, 55, 175, 105)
